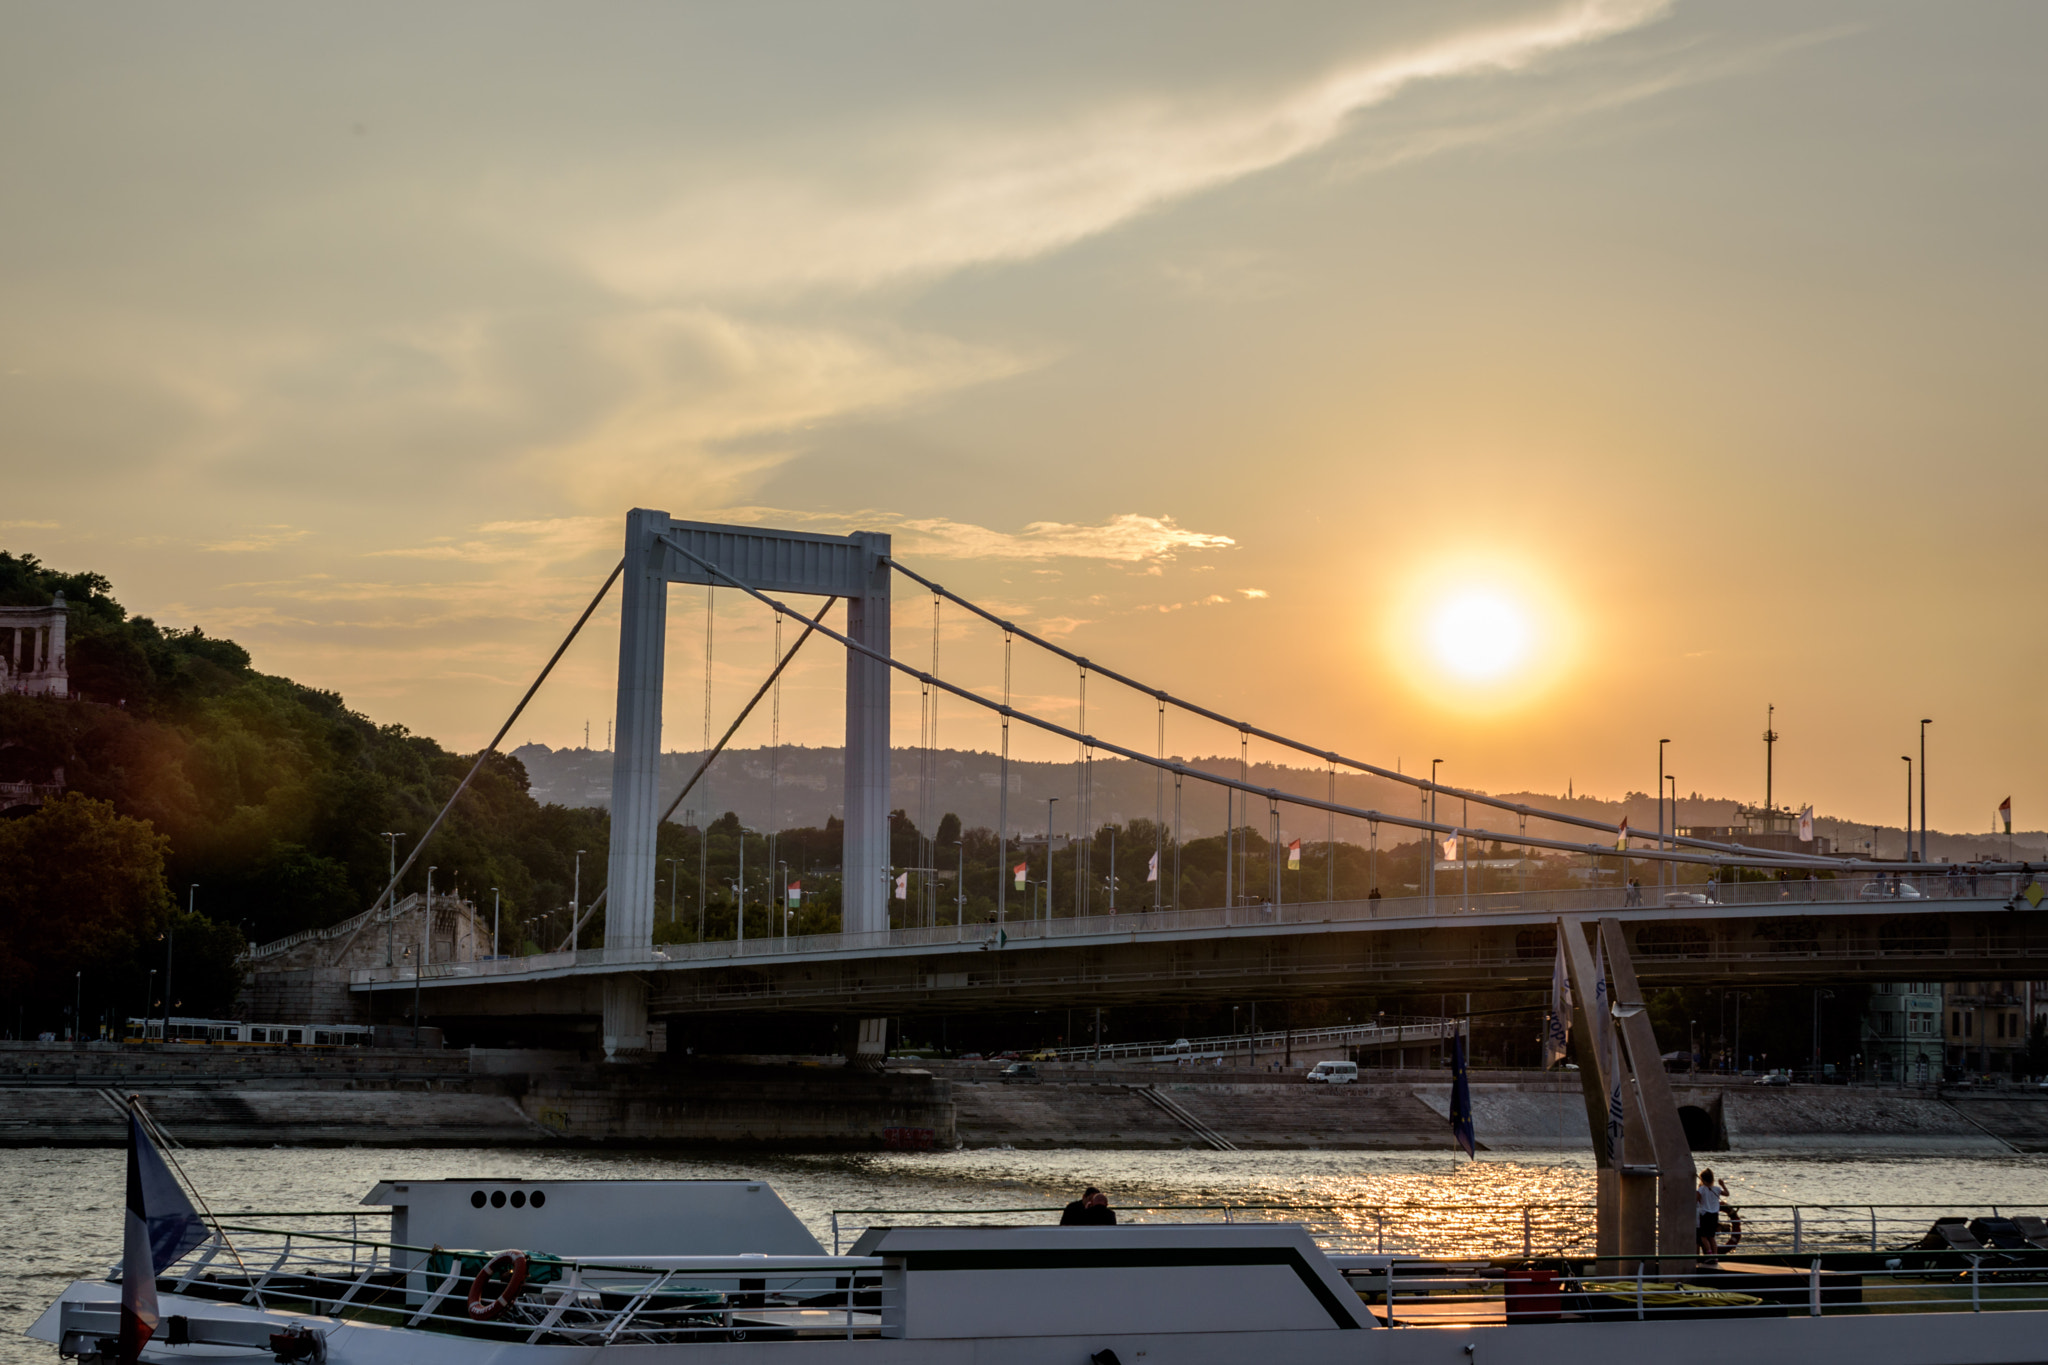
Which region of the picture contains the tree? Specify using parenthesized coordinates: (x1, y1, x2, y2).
(0, 792, 172, 995)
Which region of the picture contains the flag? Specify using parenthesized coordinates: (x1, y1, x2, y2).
(1448, 1033, 1476, 1159)
(1605, 1078, 1627, 1164)
(2001, 797, 2013, 834)
(893, 872, 907, 901)
(1542, 935, 1572, 1070)
(1287, 839, 1302, 870)
(1013, 861, 1028, 889)
(1798, 805, 1814, 843)
(1146, 852, 1159, 883)
(1442, 835, 1460, 861)
(786, 881, 801, 906)
(1614, 816, 1631, 852)
(119, 1108, 207, 1364)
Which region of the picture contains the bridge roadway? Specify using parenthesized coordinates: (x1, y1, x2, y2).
(354, 874, 2048, 1025)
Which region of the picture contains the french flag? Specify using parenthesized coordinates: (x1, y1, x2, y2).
(119, 1108, 207, 1364)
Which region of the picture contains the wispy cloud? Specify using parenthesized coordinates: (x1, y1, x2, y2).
(1, 520, 59, 531)
(578, 0, 1669, 299)
(716, 508, 1234, 564)
(1239, 587, 1269, 599)
(201, 525, 309, 553)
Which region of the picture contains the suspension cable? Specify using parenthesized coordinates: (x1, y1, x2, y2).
(666, 535, 1850, 871)
(885, 557, 1743, 858)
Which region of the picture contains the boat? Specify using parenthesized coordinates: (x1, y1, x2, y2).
(27, 1107, 2048, 1364)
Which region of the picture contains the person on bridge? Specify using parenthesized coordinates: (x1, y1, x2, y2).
(1697, 1168, 1725, 1257)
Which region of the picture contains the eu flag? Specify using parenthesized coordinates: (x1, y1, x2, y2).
(1449, 1033, 1476, 1159)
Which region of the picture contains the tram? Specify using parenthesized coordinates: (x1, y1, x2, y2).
(122, 1016, 373, 1046)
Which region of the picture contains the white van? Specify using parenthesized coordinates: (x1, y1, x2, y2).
(1305, 1061, 1358, 1085)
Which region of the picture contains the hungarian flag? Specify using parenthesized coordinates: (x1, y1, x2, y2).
(1013, 861, 1028, 889)
(1798, 805, 1815, 843)
(1146, 852, 1159, 883)
(1287, 839, 1301, 870)
(119, 1107, 207, 1364)
(1614, 816, 1630, 852)
(892, 872, 907, 900)
(2002, 797, 2013, 834)
(786, 881, 801, 906)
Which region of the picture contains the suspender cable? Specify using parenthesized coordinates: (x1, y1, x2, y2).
(330, 558, 624, 967)
(1155, 697, 1165, 914)
(997, 630, 1011, 929)
(669, 538, 1856, 871)
(885, 557, 1749, 859)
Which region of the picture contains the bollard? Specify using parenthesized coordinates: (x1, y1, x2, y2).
(1809, 1259, 1821, 1317)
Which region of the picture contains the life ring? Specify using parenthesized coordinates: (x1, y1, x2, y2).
(467, 1251, 529, 1320)
(1719, 1205, 1743, 1253)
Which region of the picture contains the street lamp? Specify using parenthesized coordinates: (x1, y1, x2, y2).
(1813, 988, 1835, 1081)
(1900, 757, 1913, 867)
(74, 971, 82, 1044)
(1658, 739, 1671, 893)
(144, 969, 157, 1040)
(1919, 718, 1932, 864)
(1430, 760, 1444, 912)
(416, 865, 436, 1048)
(666, 857, 681, 925)
(490, 888, 501, 958)
(1044, 798, 1060, 923)
(571, 850, 586, 953)
(380, 832, 407, 967)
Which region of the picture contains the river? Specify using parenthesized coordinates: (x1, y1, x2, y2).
(8, 1146, 2048, 1363)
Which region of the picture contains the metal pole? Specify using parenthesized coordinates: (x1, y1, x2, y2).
(1658, 739, 1669, 896)
(415, 866, 433, 1047)
(1902, 758, 1913, 863)
(381, 833, 405, 966)
(738, 829, 747, 945)
(1920, 718, 1932, 864)
(492, 888, 500, 958)
(998, 632, 1011, 929)
(1109, 826, 1116, 913)
(571, 850, 584, 954)
(1044, 798, 1059, 924)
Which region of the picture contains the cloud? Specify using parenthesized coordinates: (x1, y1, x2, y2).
(1239, 587, 1270, 599)
(576, 0, 1669, 299)
(713, 508, 1234, 564)
(200, 525, 310, 553)
(1, 520, 59, 530)
(367, 517, 615, 565)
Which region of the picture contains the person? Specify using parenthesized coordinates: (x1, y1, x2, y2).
(1060, 1186, 1103, 1225)
(1697, 1168, 1723, 1256)
(1969, 866, 1980, 896)
(1078, 1190, 1117, 1226)
(1948, 864, 1963, 897)
(1368, 887, 1381, 902)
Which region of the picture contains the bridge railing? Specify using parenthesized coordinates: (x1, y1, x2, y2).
(346, 872, 2040, 986)
(1046, 1016, 1455, 1062)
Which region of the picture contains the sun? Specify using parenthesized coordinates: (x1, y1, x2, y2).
(1429, 590, 1533, 682)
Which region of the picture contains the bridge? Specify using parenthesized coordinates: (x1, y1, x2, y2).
(324, 510, 2046, 1052)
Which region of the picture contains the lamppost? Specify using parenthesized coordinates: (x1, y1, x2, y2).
(1429, 761, 1446, 915)
(380, 832, 407, 967)
(736, 827, 755, 945)
(74, 971, 82, 1044)
(144, 969, 156, 1040)
(666, 857, 681, 925)
(1813, 988, 1834, 1081)
(778, 860, 790, 943)
(1667, 776, 1679, 891)
(1044, 798, 1060, 924)
(1658, 739, 1671, 894)
(1919, 718, 1932, 864)
(1901, 757, 1913, 867)
(163, 885, 193, 1042)
(571, 850, 586, 953)
(947, 840, 966, 929)
(490, 887, 501, 958)
(416, 866, 435, 1048)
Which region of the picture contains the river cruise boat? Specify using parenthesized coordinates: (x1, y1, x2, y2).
(28, 1114, 2048, 1364)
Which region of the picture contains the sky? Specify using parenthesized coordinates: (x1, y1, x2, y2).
(3, 1, 2043, 836)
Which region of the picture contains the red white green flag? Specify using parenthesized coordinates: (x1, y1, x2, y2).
(1013, 861, 1028, 889)
(2001, 797, 2013, 834)
(1287, 839, 1302, 870)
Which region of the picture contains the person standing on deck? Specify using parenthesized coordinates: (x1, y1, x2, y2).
(1697, 1168, 1724, 1256)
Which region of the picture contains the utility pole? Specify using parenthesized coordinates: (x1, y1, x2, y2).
(1763, 704, 1778, 813)
(1919, 718, 1932, 864)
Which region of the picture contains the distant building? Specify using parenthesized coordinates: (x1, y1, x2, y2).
(0, 594, 67, 698)
(1945, 980, 2030, 1076)
(1678, 803, 1833, 856)
(1860, 983, 1942, 1083)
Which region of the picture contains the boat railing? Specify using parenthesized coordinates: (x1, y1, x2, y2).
(829, 1201, 2048, 1260)
(130, 1218, 895, 1345)
(1335, 1248, 2048, 1325)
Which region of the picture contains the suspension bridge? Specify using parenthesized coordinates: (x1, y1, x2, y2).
(325, 512, 2045, 1055)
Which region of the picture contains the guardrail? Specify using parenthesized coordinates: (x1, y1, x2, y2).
(348, 874, 2046, 987)
(1046, 1016, 1455, 1062)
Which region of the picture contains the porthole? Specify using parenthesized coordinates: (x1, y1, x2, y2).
(490, 1190, 507, 1208)
(530, 1190, 546, 1209)
(510, 1190, 526, 1208)
(470, 1191, 487, 1209)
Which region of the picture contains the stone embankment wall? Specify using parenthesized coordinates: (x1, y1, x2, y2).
(0, 1043, 951, 1150)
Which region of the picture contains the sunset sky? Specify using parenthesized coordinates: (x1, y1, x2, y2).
(4, 2, 2042, 836)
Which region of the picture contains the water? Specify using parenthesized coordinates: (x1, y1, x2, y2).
(7, 1147, 2048, 1362)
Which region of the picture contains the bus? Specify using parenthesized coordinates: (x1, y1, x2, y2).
(123, 1017, 373, 1047)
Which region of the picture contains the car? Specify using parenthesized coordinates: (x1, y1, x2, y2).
(999, 1062, 1038, 1081)
(1753, 1072, 1791, 1086)
(1027, 1049, 1060, 1062)
(992, 1051, 1020, 1061)
(1171, 1038, 1192, 1052)
(1662, 891, 1717, 907)
(958, 1052, 984, 1062)
(1305, 1061, 1358, 1085)
(1858, 880, 1925, 900)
